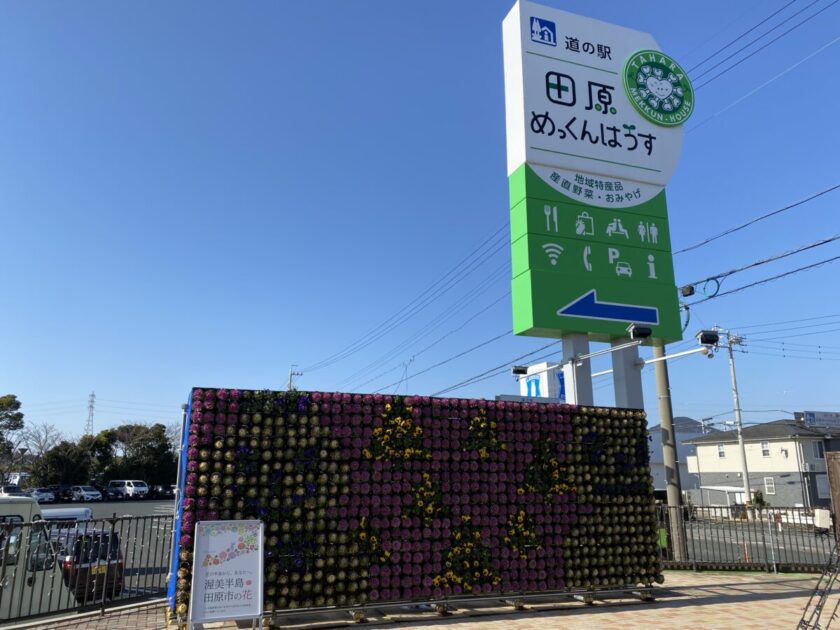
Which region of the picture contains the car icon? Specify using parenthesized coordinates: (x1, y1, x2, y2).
(615, 262, 633, 277)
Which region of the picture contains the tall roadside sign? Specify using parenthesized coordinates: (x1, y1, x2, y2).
(503, 1, 693, 343)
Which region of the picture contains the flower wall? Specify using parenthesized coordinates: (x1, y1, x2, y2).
(170, 388, 661, 616)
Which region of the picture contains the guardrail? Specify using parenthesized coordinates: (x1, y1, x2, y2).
(0, 515, 172, 622)
(657, 505, 834, 572)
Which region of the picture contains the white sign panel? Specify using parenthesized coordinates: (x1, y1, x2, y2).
(503, 1, 685, 206)
(804, 411, 840, 428)
(189, 520, 263, 626)
(518, 361, 565, 400)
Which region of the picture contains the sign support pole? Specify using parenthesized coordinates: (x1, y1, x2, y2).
(561, 333, 593, 405)
(611, 337, 643, 409)
(653, 343, 687, 561)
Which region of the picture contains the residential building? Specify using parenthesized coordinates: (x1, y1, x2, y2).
(648, 417, 715, 496)
(683, 419, 838, 508)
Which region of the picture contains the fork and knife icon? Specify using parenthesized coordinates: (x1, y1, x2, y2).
(544, 205, 558, 232)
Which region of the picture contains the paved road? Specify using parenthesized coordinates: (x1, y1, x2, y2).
(43, 500, 175, 519)
(667, 520, 833, 567)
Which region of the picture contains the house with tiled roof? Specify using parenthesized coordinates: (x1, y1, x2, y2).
(683, 419, 839, 508)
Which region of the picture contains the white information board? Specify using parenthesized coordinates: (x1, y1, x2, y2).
(188, 520, 264, 628)
(503, 1, 688, 205)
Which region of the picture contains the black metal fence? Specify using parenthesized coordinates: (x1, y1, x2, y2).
(657, 505, 834, 572)
(0, 515, 173, 622)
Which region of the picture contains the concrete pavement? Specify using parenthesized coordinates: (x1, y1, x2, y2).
(11, 570, 824, 629)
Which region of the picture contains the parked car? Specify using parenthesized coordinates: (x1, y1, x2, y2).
(70, 486, 102, 502)
(107, 480, 148, 500)
(47, 485, 75, 503)
(29, 488, 55, 504)
(148, 485, 175, 500)
(89, 484, 121, 501)
(53, 527, 124, 603)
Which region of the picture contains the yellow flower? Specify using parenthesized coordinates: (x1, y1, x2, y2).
(385, 403, 392, 412)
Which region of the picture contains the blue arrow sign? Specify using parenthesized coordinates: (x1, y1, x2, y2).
(556, 290, 659, 325)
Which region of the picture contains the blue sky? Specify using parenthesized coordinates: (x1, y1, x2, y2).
(2, 1, 839, 436)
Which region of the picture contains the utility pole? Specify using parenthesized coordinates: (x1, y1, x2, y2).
(287, 365, 303, 391)
(85, 391, 96, 436)
(652, 343, 687, 561)
(717, 327, 752, 509)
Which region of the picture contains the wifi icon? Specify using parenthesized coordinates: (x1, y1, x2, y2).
(542, 243, 564, 266)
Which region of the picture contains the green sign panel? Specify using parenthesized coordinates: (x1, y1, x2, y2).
(502, 2, 693, 344)
(509, 165, 682, 342)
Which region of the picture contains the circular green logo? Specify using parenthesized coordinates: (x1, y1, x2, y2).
(622, 50, 694, 127)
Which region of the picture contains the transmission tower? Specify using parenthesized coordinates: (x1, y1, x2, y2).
(85, 391, 96, 436)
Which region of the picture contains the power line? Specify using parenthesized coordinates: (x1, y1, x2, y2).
(374, 330, 513, 394)
(746, 337, 840, 350)
(674, 182, 840, 255)
(686, 0, 800, 73)
(307, 227, 507, 373)
(687, 34, 840, 134)
(96, 398, 179, 410)
(695, 0, 840, 90)
(692, 0, 822, 81)
(686, 254, 840, 305)
(338, 262, 510, 388)
(430, 339, 565, 397)
(734, 312, 840, 331)
(302, 223, 507, 373)
(750, 325, 840, 342)
(735, 319, 840, 338)
(348, 290, 510, 392)
(682, 235, 839, 289)
(740, 348, 840, 362)
(676, 1, 765, 62)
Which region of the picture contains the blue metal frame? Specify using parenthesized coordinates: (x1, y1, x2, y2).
(166, 392, 193, 611)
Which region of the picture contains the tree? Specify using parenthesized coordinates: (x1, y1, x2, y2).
(30, 441, 91, 486)
(78, 431, 117, 485)
(165, 421, 183, 453)
(88, 423, 177, 485)
(19, 421, 63, 459)
(0, 395, 25, 455)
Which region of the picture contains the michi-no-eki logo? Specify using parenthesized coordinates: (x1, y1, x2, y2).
(530, 17, 556, 46)
(622, 50, 693, 127)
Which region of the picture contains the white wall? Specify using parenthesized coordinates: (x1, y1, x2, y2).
(694, 439, 804, 473)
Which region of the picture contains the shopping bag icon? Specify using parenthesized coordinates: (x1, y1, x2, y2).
(575, 211, 594, 236)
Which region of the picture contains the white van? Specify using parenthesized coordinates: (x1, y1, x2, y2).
(0, 496, 43, 523)
(41, 507, 92, 523)
(107, 480, 148, 499)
